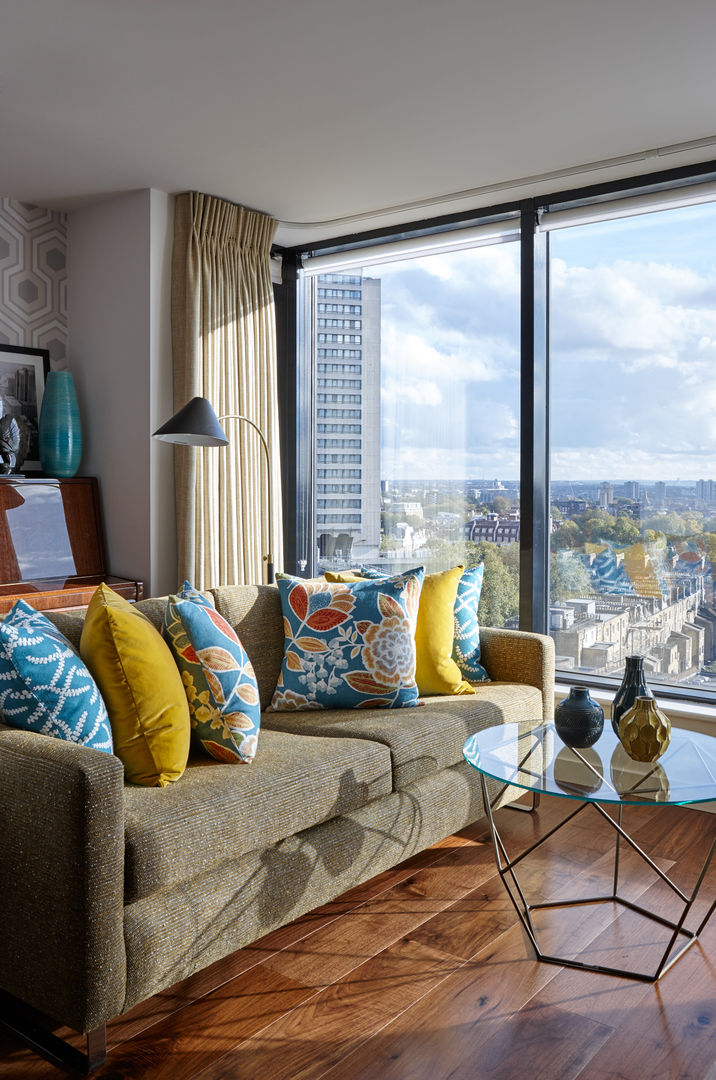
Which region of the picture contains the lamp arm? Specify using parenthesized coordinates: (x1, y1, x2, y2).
(217, 414, 274, 582)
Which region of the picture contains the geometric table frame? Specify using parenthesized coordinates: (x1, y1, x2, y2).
(465, 716, 716, 986)
(482, 773, 716, 982)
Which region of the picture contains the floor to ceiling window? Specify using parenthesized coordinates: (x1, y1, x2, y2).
(287, 166, 716, 703)
(546, 195, 716, 697)
(301, 226, 522, 627)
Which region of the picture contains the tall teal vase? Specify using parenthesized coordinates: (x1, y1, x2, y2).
(39, 371, 82, 478)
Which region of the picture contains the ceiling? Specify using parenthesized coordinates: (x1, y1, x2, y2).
(2, 0, 716, 246)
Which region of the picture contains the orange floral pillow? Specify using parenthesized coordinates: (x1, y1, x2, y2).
(270, 569, 424, 711)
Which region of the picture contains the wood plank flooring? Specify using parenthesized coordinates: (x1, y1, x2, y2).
(1, 797, 714, 1080)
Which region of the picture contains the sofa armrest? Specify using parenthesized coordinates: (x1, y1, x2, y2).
(479, 627, 555, 723)
(0, 724, 126, 1032)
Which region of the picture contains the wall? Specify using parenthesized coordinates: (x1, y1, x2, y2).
(0, 198, 68, 367)
(69, 190, 176, 596)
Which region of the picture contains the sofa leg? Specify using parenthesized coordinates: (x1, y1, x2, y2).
(0, 989, 107, 1073)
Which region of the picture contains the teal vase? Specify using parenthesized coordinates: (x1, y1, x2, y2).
(39, 371, 82, 478)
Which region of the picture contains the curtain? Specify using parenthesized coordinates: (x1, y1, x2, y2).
(171, 191, 282, 588)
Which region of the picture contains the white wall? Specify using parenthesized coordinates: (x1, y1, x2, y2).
(69, 189, 176, 596)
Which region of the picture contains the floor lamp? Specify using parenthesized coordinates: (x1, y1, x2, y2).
(153, 396, 275, 583)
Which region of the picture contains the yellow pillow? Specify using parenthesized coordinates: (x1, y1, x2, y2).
(415, 565, 475, 696)
(80, 584, 191, 786)
(324, 570, 365, 583)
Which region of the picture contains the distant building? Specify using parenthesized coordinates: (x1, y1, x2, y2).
(696, 479, 716, 505)
(598, 482, 614, 508)
(391, 501, 423, 519)
(553, 498, 587, 516)
(315, 273, 381, 560)
(466, 512, 520, 545)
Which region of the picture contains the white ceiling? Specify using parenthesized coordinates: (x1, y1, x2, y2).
(2, 0, 716, 246)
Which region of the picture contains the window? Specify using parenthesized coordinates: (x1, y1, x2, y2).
(301, 229, 521, 616)
(547, 198, 716, 698)
(289, 166, 716, 707)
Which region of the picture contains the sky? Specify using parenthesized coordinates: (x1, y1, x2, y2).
(363, 200, 716, 485)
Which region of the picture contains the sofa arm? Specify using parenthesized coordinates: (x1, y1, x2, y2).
(479, 627, 555, 723)
(0, 725, 126, 1033)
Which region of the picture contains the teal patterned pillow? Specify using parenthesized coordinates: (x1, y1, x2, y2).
(271, 569, 424, 710)
(0, 600, 113, 751)
(164, 582, 261, 762)
(452, 565, 490, 682)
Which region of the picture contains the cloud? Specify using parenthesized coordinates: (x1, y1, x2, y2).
(382, 376, 442, 407)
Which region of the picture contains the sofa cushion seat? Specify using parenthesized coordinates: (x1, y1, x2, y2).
(123, 726, 392, 901)
(263, 681, 544, 790)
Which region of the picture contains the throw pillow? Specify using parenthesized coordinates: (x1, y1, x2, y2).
(452, 564, 490, 682)
(414, 565, 475, 696)
(80, 583, 190, 786)
(0, 599, 113, 752)
(270, 568, 424, 711)
(164, 582, 261, 763)
(327, 565, 477, 695)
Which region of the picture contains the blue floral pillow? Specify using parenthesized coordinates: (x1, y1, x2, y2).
(271, 569, 424, 710)
(164, 582, 261, 762)
(452, 565, 490, 682)
(0, 599, 113, 752)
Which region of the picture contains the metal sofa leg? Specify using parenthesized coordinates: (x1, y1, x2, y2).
(0, 989, 107, 1073)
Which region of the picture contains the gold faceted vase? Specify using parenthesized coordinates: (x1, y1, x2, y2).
(618, 696, 671, 762)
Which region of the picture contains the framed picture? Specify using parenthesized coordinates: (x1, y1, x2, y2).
(0, 344, 50, 472)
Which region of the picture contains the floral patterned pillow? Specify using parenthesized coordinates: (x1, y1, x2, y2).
(164, 582, 261, 762)
(270, 569, 424, 711)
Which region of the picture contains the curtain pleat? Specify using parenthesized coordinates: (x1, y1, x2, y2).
(171, 191, 282, 588)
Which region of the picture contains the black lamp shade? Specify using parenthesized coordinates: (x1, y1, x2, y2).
(153, 397, 229, 446)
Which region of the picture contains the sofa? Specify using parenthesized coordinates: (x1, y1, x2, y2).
(0, 583, 554, 1072)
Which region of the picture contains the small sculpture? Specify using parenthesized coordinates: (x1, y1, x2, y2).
(0, 414, 31, 474)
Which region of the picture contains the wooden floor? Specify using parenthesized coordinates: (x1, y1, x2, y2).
(1, 796, 715, 1080)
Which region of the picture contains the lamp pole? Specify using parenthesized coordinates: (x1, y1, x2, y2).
(218, 413, 274, 583)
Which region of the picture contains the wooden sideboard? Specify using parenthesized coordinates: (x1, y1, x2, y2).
(0, 476, 143, 614)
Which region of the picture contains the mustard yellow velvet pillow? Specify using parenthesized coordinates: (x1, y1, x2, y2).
(326, 566, 474, 696)
(415, 565, 475, 696)
(80, 583, 191, 786)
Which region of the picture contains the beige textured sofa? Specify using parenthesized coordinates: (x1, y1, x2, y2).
(0, 584, 554, 1071)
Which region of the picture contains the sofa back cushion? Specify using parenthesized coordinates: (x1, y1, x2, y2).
(209, 585, 285, 711)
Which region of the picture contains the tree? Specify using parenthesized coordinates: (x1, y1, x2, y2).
(473, 542, 519, 628)
(552, 519, 582, 550)
(491, 495, 512, 517)
(611, 515, 640, 545)
(550, 551, 593, 604)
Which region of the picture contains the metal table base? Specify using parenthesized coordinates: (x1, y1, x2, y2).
(481, 774, 716, 982)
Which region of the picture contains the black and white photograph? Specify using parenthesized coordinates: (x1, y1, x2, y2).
(0, 344, 49, 473)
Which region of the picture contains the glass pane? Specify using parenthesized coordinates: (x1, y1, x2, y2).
(310, 242, 520, 626)
(549, 201, 716, 695)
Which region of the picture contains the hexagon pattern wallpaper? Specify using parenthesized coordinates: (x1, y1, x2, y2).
(0, 198, 68, 369)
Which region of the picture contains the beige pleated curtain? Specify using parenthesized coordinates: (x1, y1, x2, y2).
(171, 192, 282, 588)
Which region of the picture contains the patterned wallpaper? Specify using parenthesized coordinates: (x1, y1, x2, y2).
(0, 197, 68, 368)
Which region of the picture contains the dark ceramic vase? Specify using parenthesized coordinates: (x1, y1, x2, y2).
(555, 686, 604, 748)
(611, 655, 653, 736)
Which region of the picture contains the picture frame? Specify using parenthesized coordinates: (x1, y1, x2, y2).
(0, 344, 51, 473)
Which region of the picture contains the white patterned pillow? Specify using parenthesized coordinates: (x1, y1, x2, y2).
(0, 600, 113, 751)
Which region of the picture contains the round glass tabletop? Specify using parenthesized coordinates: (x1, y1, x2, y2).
(463, 722, 716, 806)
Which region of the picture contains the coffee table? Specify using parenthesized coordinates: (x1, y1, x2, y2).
(463, 721, 716, 981)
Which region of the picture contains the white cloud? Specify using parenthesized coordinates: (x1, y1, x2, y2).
(382, 376, 443, 407)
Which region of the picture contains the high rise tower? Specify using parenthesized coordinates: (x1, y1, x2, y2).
(315, 273, 381, 561)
